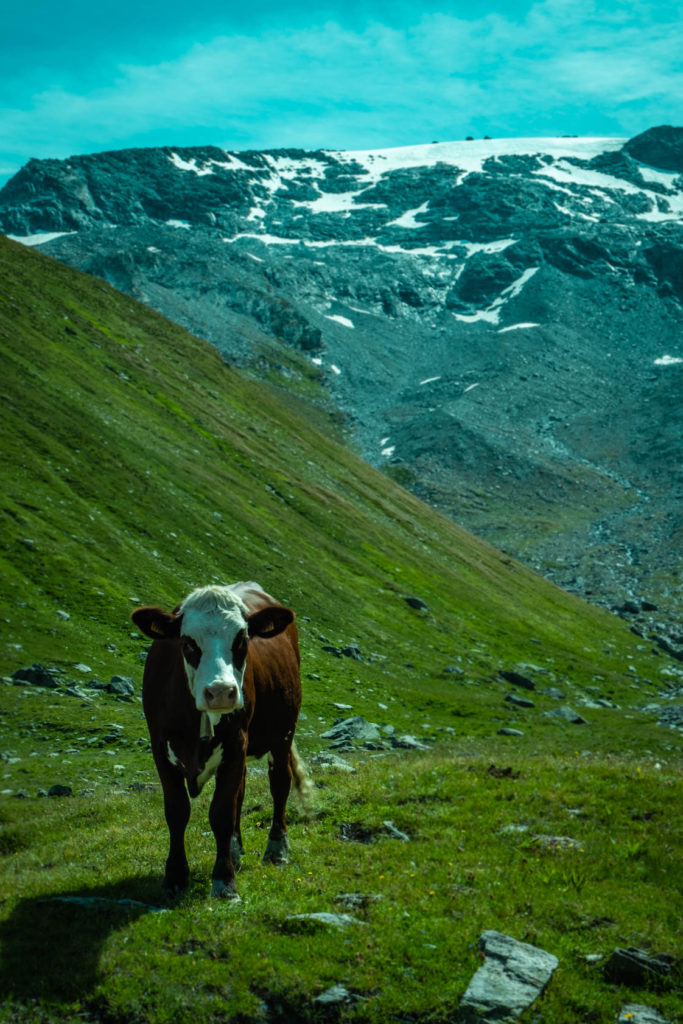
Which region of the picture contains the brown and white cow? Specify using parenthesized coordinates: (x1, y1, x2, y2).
(131, 581, 306, 899)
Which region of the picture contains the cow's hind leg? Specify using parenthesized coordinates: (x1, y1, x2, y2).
(263, 745, 293, 864)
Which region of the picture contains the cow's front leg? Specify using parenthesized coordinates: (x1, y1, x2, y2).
(263, 745, 293, 864)
(155, 754, 191, 894)
(209, 747, 246, 899)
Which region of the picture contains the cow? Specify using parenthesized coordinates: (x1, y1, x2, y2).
(131, 581, 307, 899)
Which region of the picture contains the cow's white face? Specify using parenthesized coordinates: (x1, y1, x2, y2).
(132, 583, 295, 717)
(178, 588, 250, 714)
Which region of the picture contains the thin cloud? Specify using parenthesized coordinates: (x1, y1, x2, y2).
(1, 3, 681, 182)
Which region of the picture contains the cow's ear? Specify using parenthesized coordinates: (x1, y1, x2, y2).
(247, 605, 294, 639)
(131, 606, 182, 639)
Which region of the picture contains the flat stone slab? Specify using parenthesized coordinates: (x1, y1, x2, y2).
(617, 1004, 672, 1024)
(459, 930, 558, 1023)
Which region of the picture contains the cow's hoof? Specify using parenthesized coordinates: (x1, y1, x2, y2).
(263, 836, 290, 864)
(211, 878, 240, 900)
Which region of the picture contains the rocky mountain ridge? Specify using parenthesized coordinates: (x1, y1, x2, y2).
(2, 125, 682, 635)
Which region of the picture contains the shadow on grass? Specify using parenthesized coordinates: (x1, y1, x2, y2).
(0, 874, 165, 1004)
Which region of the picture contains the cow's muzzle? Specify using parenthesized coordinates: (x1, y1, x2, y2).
(203, 683, 241, 711)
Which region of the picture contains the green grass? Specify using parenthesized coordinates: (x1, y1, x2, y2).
(0, 234, 681, 1022)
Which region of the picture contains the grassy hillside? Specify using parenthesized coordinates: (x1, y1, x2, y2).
(0, 234, 681, 1023)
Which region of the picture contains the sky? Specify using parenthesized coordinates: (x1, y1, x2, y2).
(1, 0, 681, 188)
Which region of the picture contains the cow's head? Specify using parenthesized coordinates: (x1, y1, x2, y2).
(131, 585, 294, 714)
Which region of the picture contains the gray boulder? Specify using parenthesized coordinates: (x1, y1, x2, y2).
(321, 716, 381, 745)
(459, 930, 558, 1023)
(12, 664, 61, 688)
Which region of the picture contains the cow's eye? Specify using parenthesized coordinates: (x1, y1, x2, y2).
(232, 630, 248, 670)
(180, 637, 201, 667)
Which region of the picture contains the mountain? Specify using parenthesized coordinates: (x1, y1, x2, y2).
(2, 125, 682, 643)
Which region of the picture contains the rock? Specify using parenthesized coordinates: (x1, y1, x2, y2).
(381, 820, 410, 842)
(56, 609, 70, 620)
(459, 930, 558, 1023)
(499, 670, 535, 690)
(539, 687, 566, 700)
(108, 676, 135, 696)
(544, 705, 589, 724)
(311, 751, 356, 772)
(73, 663, 92, 674)
(404, 596, 429, 611)
(497, 728, 524, 736)
(604, 946, 676, 988)
(617, 1003, 672, 1024)
(47, 784, 73, 798)
(504, 693, 535, 708)
(321, 716, 381, 745)
(390, 733, 429, 750)
(315, 984, 351, 1006)
(657, 705, 683, 730)
(623, 126, 683, 172)
(334, 892, 382, 910)
(12, 664, 61, 688)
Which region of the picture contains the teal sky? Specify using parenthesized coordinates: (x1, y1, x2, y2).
(1, 1, 681, 186)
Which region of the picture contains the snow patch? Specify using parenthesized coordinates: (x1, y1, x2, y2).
(381, 445, 396, 457)
(654, 354, 683, 366)
(387, 201, 430, 228)
(498, 322, 540, 333)
(9, 231, 75, 246)
(464, 383, 480, 393)
(169, 153, 213, 176)
(165, 219, 191, 229)
(419, 376, 442, 385)
(331, 364, 341, 375)
(333, 136, 625, 183)
(325, 314, 354, 328)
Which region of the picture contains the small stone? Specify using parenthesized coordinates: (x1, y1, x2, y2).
(544, 705, 589, 724)
(617, 1002, 672, 1024)
(321, 716, 381, 744)
(498, 728, 524, 736)
(48, 784, 73, 798)
(311, 751, 356, 772)
(499, 669, 536, 690)
(56, 610, 70, 620)
(604, 946, 676, 988)
(391, 733, 429, 750)
(505, 693, 535, 708)
(12, 664, 61, 689)
(315, 984, 350, 1006)
(74, 663, 92, 674)
(404, 595, 429, 611)
(108, 676, 135, 697)
(382, 820, 410, 842)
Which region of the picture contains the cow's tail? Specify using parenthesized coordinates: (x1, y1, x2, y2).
(290, 741, 314, 818)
